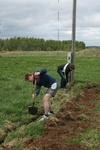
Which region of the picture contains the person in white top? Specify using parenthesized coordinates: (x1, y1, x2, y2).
(57, 63, 75, 89)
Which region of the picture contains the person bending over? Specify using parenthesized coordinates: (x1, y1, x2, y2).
(57, 63, 75, 89)
(25, 68, 59, 121)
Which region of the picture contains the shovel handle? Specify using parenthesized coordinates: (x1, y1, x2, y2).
(32, 79, 37, 103)
(33, 102, 35, 106)
(34, 79, 36, 95)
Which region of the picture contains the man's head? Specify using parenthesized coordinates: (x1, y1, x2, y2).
(25, 73, 34, 82)
(69, 64, 75, 71)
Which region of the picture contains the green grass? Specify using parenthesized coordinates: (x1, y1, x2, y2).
(0, 50, 100, 149)
(81, 129, 100, 150)
(75, 56, 100, 83)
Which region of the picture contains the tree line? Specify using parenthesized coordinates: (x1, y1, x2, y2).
(0, 37, 85, 52)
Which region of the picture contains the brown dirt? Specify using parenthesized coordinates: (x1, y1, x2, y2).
(21, 83, 100, 150)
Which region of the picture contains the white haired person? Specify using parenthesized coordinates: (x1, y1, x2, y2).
(25, 68, 59, 121)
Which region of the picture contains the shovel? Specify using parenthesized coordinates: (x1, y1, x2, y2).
(28, 79, 38, 115)
(28, 102, 38, 115)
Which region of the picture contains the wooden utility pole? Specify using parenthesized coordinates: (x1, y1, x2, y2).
(71, 0, 77, 84)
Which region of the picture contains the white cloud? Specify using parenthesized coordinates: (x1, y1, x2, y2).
(0, 0, 100, 46)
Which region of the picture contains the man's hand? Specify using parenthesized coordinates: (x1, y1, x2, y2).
(32, 93, 36, 100)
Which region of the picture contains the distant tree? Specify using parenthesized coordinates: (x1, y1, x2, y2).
(0, 39, 3, 51)
(76, 41, 85, 51)
(0, 37, 86, 52)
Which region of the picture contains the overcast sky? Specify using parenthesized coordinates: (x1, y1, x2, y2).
(0, 0, 100, 46)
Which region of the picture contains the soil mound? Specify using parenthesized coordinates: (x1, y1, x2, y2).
(22, 83, 100, 150)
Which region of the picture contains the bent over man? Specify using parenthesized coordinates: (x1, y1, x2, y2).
(57, 63, 75, 89)
(25, 68, 59, 121)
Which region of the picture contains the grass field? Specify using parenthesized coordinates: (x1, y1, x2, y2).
(0, 50, 100, 149)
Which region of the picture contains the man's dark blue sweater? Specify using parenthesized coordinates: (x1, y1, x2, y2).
(33, 68, 57, 95)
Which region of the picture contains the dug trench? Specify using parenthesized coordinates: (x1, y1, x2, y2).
(1, 83, 100, 150)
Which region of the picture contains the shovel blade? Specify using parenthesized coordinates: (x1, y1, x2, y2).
(28, 106, 38, 115)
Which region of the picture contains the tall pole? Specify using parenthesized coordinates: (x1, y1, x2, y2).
(71, 0, 77, 84)
(58, 0, 59, 41)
